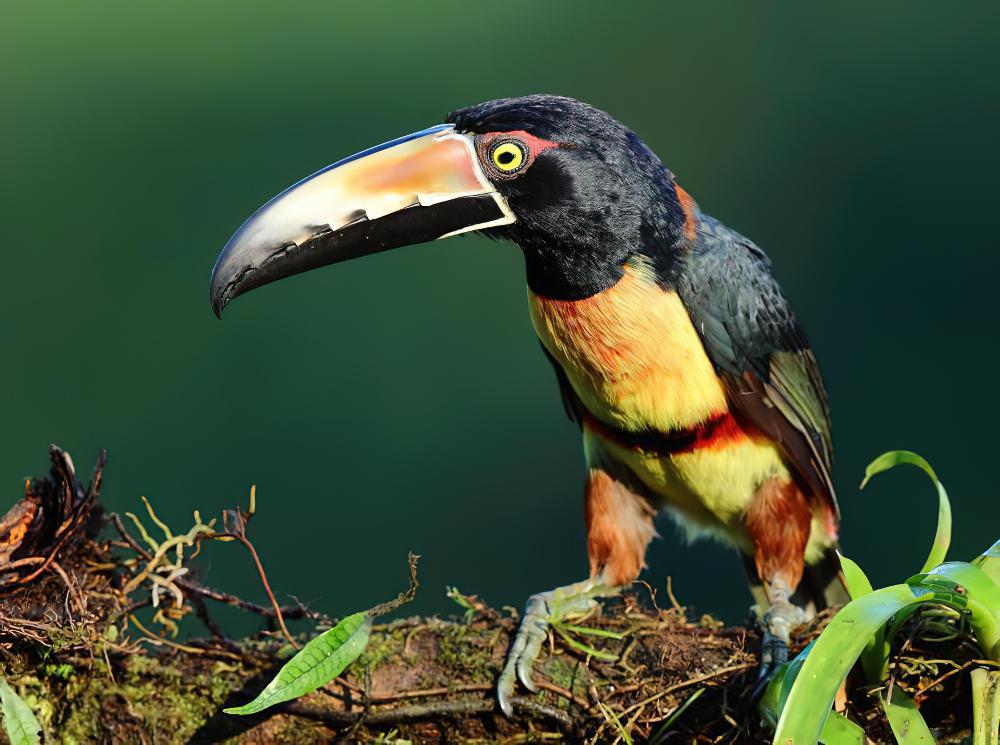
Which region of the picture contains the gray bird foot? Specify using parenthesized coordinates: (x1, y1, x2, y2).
(752, 599, 808, 699)
(497, 578, 615, 717)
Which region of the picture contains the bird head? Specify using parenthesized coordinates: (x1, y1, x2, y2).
(210, 95, 690, 315)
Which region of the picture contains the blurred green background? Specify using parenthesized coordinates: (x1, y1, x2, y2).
(2, 2, 998, 629)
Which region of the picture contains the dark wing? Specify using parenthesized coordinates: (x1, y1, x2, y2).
(676, 216, 837, 514)
(539, 343, 585, 427)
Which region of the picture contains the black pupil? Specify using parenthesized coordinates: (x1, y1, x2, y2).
(498, 149, 516, 165)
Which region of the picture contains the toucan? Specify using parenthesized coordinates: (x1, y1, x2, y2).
(210, 95, 847, 713)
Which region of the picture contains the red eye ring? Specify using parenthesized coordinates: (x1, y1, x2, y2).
(475, 130, 563, 179)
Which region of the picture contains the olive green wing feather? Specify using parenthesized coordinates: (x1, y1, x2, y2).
(677, 216, 836, 514)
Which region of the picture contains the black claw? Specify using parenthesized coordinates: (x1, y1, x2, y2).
(751, 632, 789, 701)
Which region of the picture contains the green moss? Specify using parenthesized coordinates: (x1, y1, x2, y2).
(43, 663, 74, 680)
(357, 626, 405, 671)
(50, 653, 249, 744)
(435, 623, 498, 682)
(539, 655, 583, 692)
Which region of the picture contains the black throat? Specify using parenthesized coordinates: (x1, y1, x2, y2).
(448, 95, 691, 300)
(491, 152, 690, 301)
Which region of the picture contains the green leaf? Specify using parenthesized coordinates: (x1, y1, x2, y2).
(820, 711, 864, 745)
(922, 562, 1000, 657)
(649, 688, 704, 744)
(837, 553, 885, 683)
(972, 538, 1000, 588)
(225, 612, 372, 716)
(837, 553, 874, 601)
(560, 623, 626, 640)
(597, 702, 633, 745)
(880, 688, 934, 744)
(773, 583, 936, 744)
(759, 642, 814, 728)
(552, 623, 619, 661)
(861, 450, 951, 573)
(0, 677, 42, 745)
(970, 667, 1000, 745)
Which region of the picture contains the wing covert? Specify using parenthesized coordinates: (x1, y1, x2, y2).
(677, 216, 836, 513)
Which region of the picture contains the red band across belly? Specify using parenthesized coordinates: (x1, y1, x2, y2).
(581, 408, 746, 455)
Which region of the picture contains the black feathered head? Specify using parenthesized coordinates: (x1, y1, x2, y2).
(211, 95, 690, 314)
(448, 95, 688, 298)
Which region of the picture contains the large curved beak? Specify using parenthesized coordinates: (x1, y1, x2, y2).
(209, 124, 515, 317)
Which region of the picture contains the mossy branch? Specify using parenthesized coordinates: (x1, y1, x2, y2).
(0, 447, 981, 743)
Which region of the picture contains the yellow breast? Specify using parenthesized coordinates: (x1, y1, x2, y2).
(527, 259, 728, 432)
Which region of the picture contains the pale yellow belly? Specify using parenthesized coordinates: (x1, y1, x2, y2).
(584, 428, 783, 546)
(585, 431, 835, 562)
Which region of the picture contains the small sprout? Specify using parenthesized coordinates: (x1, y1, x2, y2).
(446, 586, 485, 621)
(597, 702, 633, 745)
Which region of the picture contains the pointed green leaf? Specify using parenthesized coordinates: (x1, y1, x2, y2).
(880, 688, 934, 744)
(0, 677, 42, 745)
(820, 711, 864, 745)
(861, 450, 951, 573)
(836, 552, 886, 683)
(973, 538, 1000, 588)
(773, 584, 935, 745)
(225, 612, 371, 716)
(838, 552, 874, 600)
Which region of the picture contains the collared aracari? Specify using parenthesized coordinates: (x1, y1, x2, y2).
(209, 95, 847, 713)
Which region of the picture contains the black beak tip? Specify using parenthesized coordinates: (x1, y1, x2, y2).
(209, 277, 230, 319)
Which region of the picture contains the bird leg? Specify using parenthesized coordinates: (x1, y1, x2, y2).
(757, 576, 807, 679)
(498, 466, 655, 716)
(744, 477, 812, 692)
(497, 577, 618, 717)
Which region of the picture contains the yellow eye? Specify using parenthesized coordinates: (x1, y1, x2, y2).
(491, 141, 526, 173)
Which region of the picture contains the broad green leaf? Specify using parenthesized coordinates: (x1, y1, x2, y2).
(225, 612, 371, 716)
(0, 677, 42, 745)
(874, 560, 1000, 681)
(861, 451, 951, 573)
(880, 688, 933, 744)
(773, 584, 935, 745)
(837, 553, 873, 600)
(922, 562, 1000, 656)
(774, 571, 984, 744)
(973, 538, 1000, 588)
(820, 711, 864, 745)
